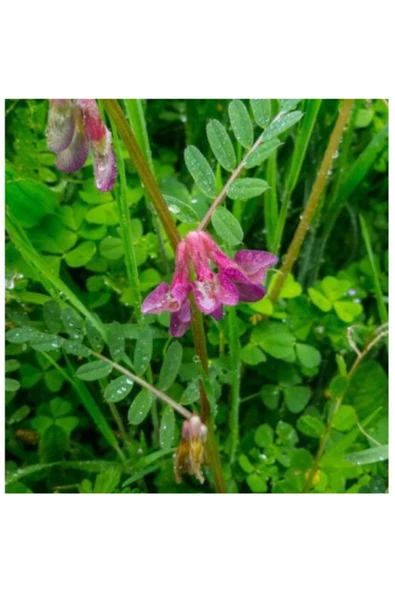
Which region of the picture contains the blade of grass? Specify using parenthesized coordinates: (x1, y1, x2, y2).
(273, 99, 322, 254)
(124, 98, 170, 273)
(264, 152, 278, 252)
(111, 124, 142, 318)
(6, 211, 106, 341)
(359, 215, 388, 324)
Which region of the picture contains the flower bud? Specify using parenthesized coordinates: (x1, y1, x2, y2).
(174, 415, 208, 484)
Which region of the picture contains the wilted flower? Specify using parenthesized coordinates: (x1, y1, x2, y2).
(174, 415, 208, 484)
(141, 230, 277, 336)
(47, 99, 117, 192)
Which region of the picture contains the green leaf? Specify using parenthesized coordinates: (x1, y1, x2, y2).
(104, 375, 134, 403)
(279, 99, 301, 113)
(5, 359, 20, 373)
(240, 344, 266, 365)
(85, 202, 119, 225)
(100, 236, 124, 260)
(308, 287, 332, 312)
(179, 379, 200, 404)
(206, 119, 236, 172)
(329, 375, 349, 399)
(164, 195, 198, 223)
(93, 466, 122, 493)
(228, 99, 253, 148)
(134, 327, 153, 374)
(347, 361, 387, 419)
(6, 326, 39, 343)
(295, 344, 321, 368)
(159, 406, 175, 450)
(184, 146, 216, 197)
(5, 378, 21, 393)
(345, 445, 388, 465)
(107, 322, 126, 362)
(321, 276, 351, 302)
(43, 300, 62, 334)
(211, 207, 243, 245)
(244, 139, 281, 169)
(64, 241, 97, 267)
(262, 111, 303, 142)
(250, 100, 271, 128)
(227, 178, 269, 201)
(296, 415, 325, 438)
(333, 301, 363, 322)
(8, 405, 30, 423)
(247, 473, 267, 493)
(31, 216, 77, 254)
(127, 390, 153, 425)
(158, 341, 183, 390)
(261, 385, 281, 410)
(252, 322, 296, 361)
(76, 361, 113, 381)
(284, 386, 311, 413)
(254, 424, 274, 447)
(39, 424, 68, 462)
(6, 167, 57, 228)
(61, 307, 84, 340)
(332, 405, 356, 432)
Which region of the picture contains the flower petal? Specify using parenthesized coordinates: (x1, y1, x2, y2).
(141, 283, 178, 314)
(235, 250, 278, 283)
(170, 300, 191, 336)
(90, 130, 117, 192)
(217, 271, 239, 305)
(47, 99, 76, 153)
(236, 282, 266, 302)
(78, 99, 107, 142)
(210, 306, 224, 320)
(55, 123, 89, 173)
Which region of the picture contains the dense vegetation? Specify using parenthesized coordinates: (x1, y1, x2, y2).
(5, 98, 388, 493)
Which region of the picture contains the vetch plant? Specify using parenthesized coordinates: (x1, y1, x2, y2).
(5, 98, 388, 494)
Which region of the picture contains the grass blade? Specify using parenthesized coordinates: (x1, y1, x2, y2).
(359, 215, 388, 324)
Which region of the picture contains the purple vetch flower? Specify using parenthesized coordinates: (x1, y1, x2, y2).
(47, 99, 117, 192)
(141, 241, 192, 336)
(141, 229, 277, 337)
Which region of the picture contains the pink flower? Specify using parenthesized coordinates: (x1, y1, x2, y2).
(47, 99, 117, 192)
(141, 230, 277, 337)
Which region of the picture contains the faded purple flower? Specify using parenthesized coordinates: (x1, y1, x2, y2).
(141, 230, 277, 337)
(47, 99, 117, 192)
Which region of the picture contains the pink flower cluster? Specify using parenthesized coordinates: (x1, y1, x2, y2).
(47, 99, 117, 192)
(141, 230, 277, 336)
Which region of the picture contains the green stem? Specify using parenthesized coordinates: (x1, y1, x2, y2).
(111, 125, 142, 318)
(264, 153, 278, 253)
(270, 99, 354, 305)
(228, 307, 241, 464)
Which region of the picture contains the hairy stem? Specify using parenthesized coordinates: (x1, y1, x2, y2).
(270, 99, 355, 305)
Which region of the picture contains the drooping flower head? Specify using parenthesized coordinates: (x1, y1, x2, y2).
(141, 229, 277, 337)
(47, 99, 117, 192)
(174, 415, 208, 484)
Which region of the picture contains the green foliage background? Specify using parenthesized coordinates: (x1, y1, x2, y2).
(5, 99, 388, 493)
